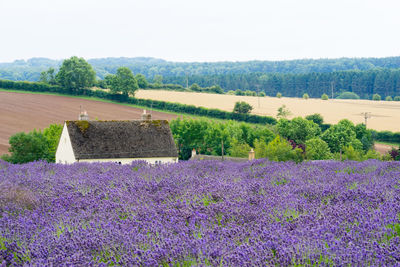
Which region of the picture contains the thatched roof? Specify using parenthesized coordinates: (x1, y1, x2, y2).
(66, 120, 178, 159)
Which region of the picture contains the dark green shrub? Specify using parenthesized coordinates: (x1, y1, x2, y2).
(336, 91, 360, 99)
(372, 93, 381, 101)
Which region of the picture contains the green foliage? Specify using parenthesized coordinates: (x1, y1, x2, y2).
(276, 105, 291, 119)
(189, 83, 202, 92)
(321, 119, 360, 153)
(305, 113, 324, 126)
(363, 149, 382, 160)
(108, 67, 139, 96)
(227, 139, 251, 158)
(336, 91, 360, 99)
(206, 85, 224, 94)
(355, 123, 374, 151)
(342, 145, 363, 161)
(153, 75, 163, 85)
(235, 89, 244, 96)
(302, 93, 309, 99)
(170, 117, 275, 160)
(259, 91, 266, 97)
(233, 101, 253, 114)
(276, 92, 282, 98)
(245, 90, 256, 96)
(305, 138, 332, 160)
(256, 135, 303, 163)
(6, 131, 50, 164)
(321, 93, 329, 100)
(39, 67, 56, 85)
(394, 96, 400, 101)
(3, 124, 62, 164)
(56, 56, 96, 91)
(277, 117, 321, 145)
(135, 74, 148, 88)
(372, 93, 381, 101)
(43, 124, 63, 162)
(385, 95, 392, 101)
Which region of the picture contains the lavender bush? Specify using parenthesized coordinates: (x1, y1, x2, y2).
(0, 159, 399, 266)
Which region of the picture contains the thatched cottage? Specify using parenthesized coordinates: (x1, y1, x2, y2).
(55, 113, 178, 164)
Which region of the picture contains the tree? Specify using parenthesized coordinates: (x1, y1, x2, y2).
(321, 93, 329, 100)
(372, 93, 381, 101)
(109, 67, 139, 96)
(208, 85, 224, 94)
(303, 93, 309, 99)
(153, 75, 163, 86)
(43, 124, 63, 162)
(276, 92, 282, 98)
(7, 131, 50, 164)
(355, 123, 374, 151)
(321, 119, 361, 154)
(336, 91, 360, 99)
(190, 83, 202, 92)
(277, 117, 321, 145)
(228, 138, 251, 158)
(305, 113, 324, 126)
(233, 101, 253, 114)
(385, 96, 393, 101)
(257, 135, 303, 162)
(39, 67, 56, 85)
(305, 138, 332, 160)
(135, 74, 148, 88)
(276, 105, 291, 119)
(56, 56, 96, 91)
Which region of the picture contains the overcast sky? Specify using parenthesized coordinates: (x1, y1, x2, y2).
(0, 0, 399, 63)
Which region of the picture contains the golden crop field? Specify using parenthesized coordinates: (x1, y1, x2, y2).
(136, 90, 400, 132)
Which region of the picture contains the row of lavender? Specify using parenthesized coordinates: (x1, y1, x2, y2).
(0, 159, 399, 266)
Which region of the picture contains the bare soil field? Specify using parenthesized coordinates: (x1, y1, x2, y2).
(0, 91, 176, 155)
(136, 90, 400, 132)
(374, 143, 398, 155)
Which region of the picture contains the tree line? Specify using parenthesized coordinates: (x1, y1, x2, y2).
(3, 56, 400, 81)
(163, 68, 400, 100)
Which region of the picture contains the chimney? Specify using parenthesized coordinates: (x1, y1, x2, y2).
(141, 109, 152, 121)
(248, 148, 255, 161)
(191, 148, 197, 158)
(79, 110, 89, 121)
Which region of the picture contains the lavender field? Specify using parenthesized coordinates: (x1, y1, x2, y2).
(1, 159, 400, 266)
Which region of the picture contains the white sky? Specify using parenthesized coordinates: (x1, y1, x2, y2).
(0, 0, 399, 62)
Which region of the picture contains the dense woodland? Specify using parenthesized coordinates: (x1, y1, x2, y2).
(1, 57, 400, 99)
(164, 68, 400, 99)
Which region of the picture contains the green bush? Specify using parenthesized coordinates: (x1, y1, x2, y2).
(256, 135, 303, 163)
(372, 93, 381, 101)
(276, 92, 282, 98)
(305, 113, 324, 126)
(385, 96, 393, 101)
(233, 101, 253, 114)
(336, 91, 360, 99)
(321, 93, 329, 100)
(394, 96, 400, 101)
(305, 138, 332, 160)
(302, 93, 309, 99)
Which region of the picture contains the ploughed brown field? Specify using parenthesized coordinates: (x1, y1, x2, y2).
(0, 91, 177, 155)
(136, 90, 400, 132)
